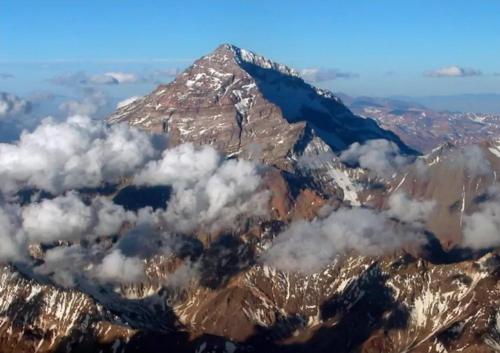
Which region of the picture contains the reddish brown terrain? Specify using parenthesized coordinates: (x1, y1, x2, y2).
(1, 45, 499, 353)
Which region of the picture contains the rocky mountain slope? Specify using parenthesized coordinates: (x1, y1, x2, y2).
(1, 241, 499, 353)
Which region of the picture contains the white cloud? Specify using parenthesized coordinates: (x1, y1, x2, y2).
(448, 145, 491, 176)
(90, 72, 138, 85)
(50, 69, 181, 87)
(135, 143, 221, 188)
(424, 66, 482, 78)
(59, 89, 108, 116)
(163, 261, 200, 288)
(0, 202, 25, 262)
(300, 68, 359, 82)
(0, 92, 31, 119)
(22, 192, 134, 243)
(51, 71, 140, 86)
(0, 115, 158, 194)
(22, 192, 93, 243)
(95, 249, 145, 284)
(462, 186, 500, 249)
(340, 139, 411, 178)
(386, 192, 435, 224)
(134, 143, 269, 233)
(263, 193, 432, 274)
(34, 245, 87, 288)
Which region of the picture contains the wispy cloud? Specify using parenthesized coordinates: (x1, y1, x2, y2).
(0, 73, 14, 79)
(49, 69, 181, 87)
(50, 71, 138, 86)
(424, 65, 482, 78)
(300, 67, 359, 82)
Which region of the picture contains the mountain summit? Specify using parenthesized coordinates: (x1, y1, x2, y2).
(109, 44, 411, 165)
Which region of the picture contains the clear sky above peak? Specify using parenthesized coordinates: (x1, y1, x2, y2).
(1, 0, 500, 97)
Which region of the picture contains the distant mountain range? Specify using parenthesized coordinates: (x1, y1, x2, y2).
(338, 93, 500, 152)
(392, 94, 500, 115)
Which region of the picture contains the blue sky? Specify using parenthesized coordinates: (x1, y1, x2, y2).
(1, 0, 500, 99)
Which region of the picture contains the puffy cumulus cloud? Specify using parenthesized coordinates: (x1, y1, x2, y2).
(462, 186, 500, 249)
(116, 96, 142, 109)
(92, 197, 136, 236)
(134, 143, 269, 233)
(135, 143, 221, 187)
(22, 192, 92, 243)
(0, 110, 270, 287)
(340, 139, 412, 178)
(95, 249, 145, 284)
(447, 145, 491, 176)
(386, 192, 436, 224)
(0, 92, 32, 119)
(22, 192, 134, 243)
(424, 66, 482, 78)
(300, 68, 359, 82)
(263, 193, 433, 274)
(0, 115, 158, 194)
(0, 202, 26, 262)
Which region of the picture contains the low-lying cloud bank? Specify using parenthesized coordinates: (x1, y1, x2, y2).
(1, 108, 498, 290)
(262, 192, 435, 273)
(0, 114, 268, 287)
(0, 115, 159, 194)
